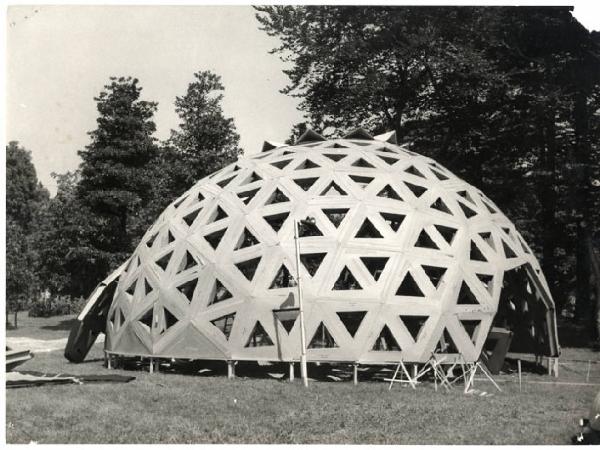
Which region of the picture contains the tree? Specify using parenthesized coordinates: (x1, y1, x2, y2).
(257, 6, 600, 340)
(168, 71, 241, 192)
(6, 141, 48, 326)
(33, 171, 103, 298)
(76, 76, 158, 285)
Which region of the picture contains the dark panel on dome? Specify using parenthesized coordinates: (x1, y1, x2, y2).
(235, 256, 262, 281)
(296, 159, 320, 170)
(457, 281, 479, 305)
(177, 250, 198, 274)
(501, 239, 518, 258)
(298, 220, 323, 237)
(378, 155, 399, 166)
(139, 308, 154, 331)
(435, 224, 457, 245)
(337, 311, 367, 337)
(293, 177, 319, 191)
(380, 212, 405, 232)
(308, 322, 338, 348)
(355, 219, 383, 238)
(360, 257, 389, 281)
(216, 174, 236, 188)
(211, 313, 236, 340)
(271, 159, 293, 170)
(208, 205, 228, 224)
(476, 273, 494, 294)
(333, 266, 362, 290)
(422, 265, 447, 288)
(430, 197, 452, 215)
(399, 315, 429, 341)
(144, 278, 153, 296)
(300, 252, 327, 277)
(415, 229, 439, 250)
(470, 241, 488, 262)
(320, 181, 347, 196)
(405, 165, 426, 178)
(237, 187, 260, 205)
(372, 325, 401, 351)
(245, 321, 274, 347)
(349, 174, 374, 189)
(177, 279, 198, 303)
(479, 232, 495, 250)
(377, 184, 402, 200)
(431, 167, 450, 181)
(146, 231, 158, 248)
(405, 182, 427, 198)
(458, 201, 478, 218)
(396, 271, 424, 297)
(352, 157, 375, 168)
(264, 212, 290, 232)
(265, 188, 290, 205)
(183, 208, 202, 227)
(270, 264, 297, 288)
(460, 319, 481, 343)
(162, 307, 179, 334)
(210, 279, 233, 305)
(155, 251, 173, 271)
(204, 229, 227, 250)
(125, 279, 136, 297)
(244, 171, 262, 184)
(235, 228, 259, 250)
(322, 208, 349, 228)
(323, 153, 346, 162)
(436, 328, 459, 353)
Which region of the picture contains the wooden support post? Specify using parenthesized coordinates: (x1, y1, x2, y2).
(353, 363, 358, 386)
(400, 360, 416, 390)
(587, 360, 591, 382)
(149, 358, 154, 374)
(107, 353, 112, 370)
(413, 364, 418, 379)
(227, 361, 235, 380)
(289, 362, 295, 382)
(518, 359, 522, 393)
(388, 363, 402, 391)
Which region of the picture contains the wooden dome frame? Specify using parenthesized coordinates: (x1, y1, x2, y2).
(99, 129, 559, 365)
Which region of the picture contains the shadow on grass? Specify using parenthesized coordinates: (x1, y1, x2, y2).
(40, 318, 79, 331)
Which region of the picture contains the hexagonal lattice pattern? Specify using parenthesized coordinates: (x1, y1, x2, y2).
(105, 130, 559, 363)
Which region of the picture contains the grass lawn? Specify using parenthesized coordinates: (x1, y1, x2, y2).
(6, 314, 600, 444)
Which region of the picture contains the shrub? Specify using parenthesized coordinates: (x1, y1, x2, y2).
(28, 295, 84, 317)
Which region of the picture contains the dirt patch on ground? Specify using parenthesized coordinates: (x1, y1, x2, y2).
(6, 335, 105, 353)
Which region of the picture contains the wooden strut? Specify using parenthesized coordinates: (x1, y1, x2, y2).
(353, 363, 359, 386)
(464, 361, 502, 393)
(289, 362, 295, 382)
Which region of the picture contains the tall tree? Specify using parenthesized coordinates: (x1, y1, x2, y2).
(33, 171, 102, 298)
(6, 142, 48, 326)
(168, 71, 241, 192)
(256, 6, 600, 338)
(77, 77, 158, 284)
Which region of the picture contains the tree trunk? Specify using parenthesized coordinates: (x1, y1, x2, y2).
(538, 111, 559, 307)
(573, 90, 593, 330)
(14, 309, 18, 329)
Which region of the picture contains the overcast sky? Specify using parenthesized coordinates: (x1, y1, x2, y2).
(7, 5, 303, 195)
(6, 4, 600, 196)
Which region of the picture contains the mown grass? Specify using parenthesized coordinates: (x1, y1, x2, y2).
(6, 314, 599, 444)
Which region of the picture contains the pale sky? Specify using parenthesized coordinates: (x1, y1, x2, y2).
(6, 3, 600, 196)
(7, 5, 304, 195)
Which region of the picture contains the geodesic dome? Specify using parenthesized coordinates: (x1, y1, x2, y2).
(102, 128, 559, 364)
